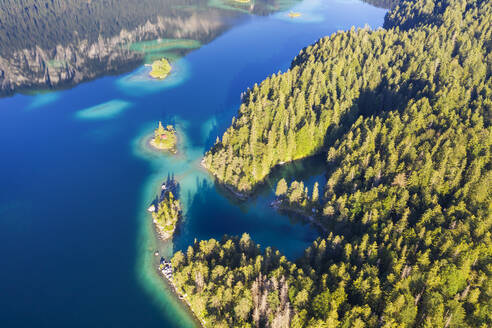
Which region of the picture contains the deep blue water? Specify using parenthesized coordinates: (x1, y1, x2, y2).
(0, 1, 386, 327)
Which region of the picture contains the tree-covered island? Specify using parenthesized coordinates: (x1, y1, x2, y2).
(180, 0, 491, 326)
(148, 178, 181, 240)
(150, 121, 177, 153)
(203, 0, 491, 197)
(149, 58, 172, 79)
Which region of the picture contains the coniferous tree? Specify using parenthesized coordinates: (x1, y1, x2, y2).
(177, 1, 492, 327)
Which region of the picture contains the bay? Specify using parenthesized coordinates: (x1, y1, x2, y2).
(0, 1, 386, 326)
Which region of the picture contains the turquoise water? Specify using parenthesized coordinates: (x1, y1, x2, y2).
(76, 100, 133, 120)
(0, 1, 386, 326)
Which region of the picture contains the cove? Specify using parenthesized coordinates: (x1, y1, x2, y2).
(0, 1, 387, 327)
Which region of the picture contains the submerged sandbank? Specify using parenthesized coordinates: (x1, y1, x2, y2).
(75, 99, 132, 120)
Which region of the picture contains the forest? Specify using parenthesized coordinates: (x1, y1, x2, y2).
(0, 0, 224, 55)
(180, 0, 491, 327)
(151, 191, 181, 239)
(0, 0, 307, 96)
(0, 0, 301, 56)
(151, 184, 181, 239)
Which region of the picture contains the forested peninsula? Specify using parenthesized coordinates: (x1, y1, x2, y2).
(175, 0, 491, 327)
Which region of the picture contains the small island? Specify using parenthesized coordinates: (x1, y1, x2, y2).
(148, 179, 181, 240)
(149, 58, 172, 79)
(288, 11, 302, 18)
(150, 121, 177, 153)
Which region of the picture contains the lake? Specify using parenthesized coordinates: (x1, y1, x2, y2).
(0, 0, 386, 326)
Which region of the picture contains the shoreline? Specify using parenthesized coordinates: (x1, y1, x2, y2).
(146, 160, 218, 327)
(148, 179, 182, 241)
(201, 157, 328, 234)
(150, 206, 182, 241)
(149, 59, 172, 80)
(148, 135, 178, 155)
(147, 183, 203, 326)
(199, 158, 249, 199)
(271, 200, 328, 234)
(156, 262, 206, 328)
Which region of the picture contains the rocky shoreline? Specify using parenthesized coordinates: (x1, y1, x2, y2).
(201, 157, 328, 235)
(149, 136, 178, 155)
(147, 179, 181, 240)
(156, 258, 206, 327)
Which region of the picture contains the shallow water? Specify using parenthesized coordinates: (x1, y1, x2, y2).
(117, 59, 191, 96)
(75, 100, 133, 120)
(0, 1, 386, 326)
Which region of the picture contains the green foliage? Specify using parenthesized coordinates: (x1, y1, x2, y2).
(152, 191, 181, 238)
(275, 178, 288, 196)
(157, 121, 166, 135)
(204, 0, 491, 195)
(153, 122, 177, 152)
(0, 0, 191, 54)
(149, 58, 172, 79)
(0, 0, 303, 96)
(363, 0, 400, 9)
(192, 0, 492, 327)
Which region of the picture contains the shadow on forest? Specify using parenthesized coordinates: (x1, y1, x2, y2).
(150, 173, 181, 207)
(175, 75, 435, 256)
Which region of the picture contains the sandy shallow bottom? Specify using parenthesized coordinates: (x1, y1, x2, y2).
(132, 118, 211, 326)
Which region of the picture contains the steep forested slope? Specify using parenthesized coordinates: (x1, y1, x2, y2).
(177, 0, 491, 327)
